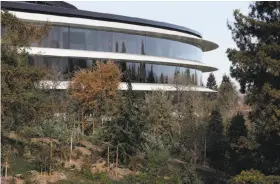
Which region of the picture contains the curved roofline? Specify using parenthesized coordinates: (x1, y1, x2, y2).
(24, 1, 77, 9)
(1, 1, 202, 38)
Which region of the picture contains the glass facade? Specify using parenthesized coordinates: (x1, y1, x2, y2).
(32, 25, 202, 62)
(29, 56, 203, 86)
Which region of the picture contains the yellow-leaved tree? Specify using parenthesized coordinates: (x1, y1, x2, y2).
(69, 60, 121, 134)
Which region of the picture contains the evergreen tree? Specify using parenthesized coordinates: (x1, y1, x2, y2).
(121, 42, 126, 53)
(186, 69, 191, 83)
(115, 42, 119, 52)
(217, 74, 238, 121)
(139, 41, 146, 82)
(206, 73, 218, 100)
(101, 79, 146, 164)
(227, 113, 247, 143)
(194, 71, 198, 85)
(206, 73, 217, 90)
(227, 2, 280, 174)
(191, 74, 195, 85)
(206, 110, 226, 169)
(221, 74, 230, 84)
(119, 42, 127, 78)
(147, 65, 155, 83)
(227, 113, 256, 174)
(1, 11, 52, 130)
(160, 73, 165, 84)
(165, 76, 168, 84)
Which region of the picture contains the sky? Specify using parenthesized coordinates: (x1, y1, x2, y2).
(69, 1, 250, 87)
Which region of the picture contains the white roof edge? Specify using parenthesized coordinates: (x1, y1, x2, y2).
(9, 10, 218, 52)
(39, 81, 217, 92)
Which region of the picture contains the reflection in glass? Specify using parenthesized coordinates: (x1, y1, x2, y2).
(31, 25, 202, 61)
(29, 56, 203, 86)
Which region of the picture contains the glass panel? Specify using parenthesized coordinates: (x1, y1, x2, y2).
(30, 25, 202, 61)
(39, 26, 69, 49)
(29, 56, 203, 86)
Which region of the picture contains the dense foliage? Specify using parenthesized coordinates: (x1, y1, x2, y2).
(2, 2, 280, 183)
(1, 11, 52, 131)
(227, 1, 280, 175)
(206, 73, 218, 90)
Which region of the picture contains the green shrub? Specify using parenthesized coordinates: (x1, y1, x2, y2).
(21, 127, 41, 138)
(145, 148, 170, 176)
(265, 175, 280, 184)
(230, 170, 280, 184)
(230, 170, 266, 184)
(80, 167, 111, 183)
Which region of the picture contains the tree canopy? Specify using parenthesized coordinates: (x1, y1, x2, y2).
(206, 73, 217, 90)
(1, 11, 51, 130)
(227, 2, 280, 174)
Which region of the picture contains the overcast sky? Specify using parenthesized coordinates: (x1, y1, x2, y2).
(69, 1, 250, 87)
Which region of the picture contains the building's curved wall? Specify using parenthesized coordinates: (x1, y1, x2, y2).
(32, 25, 202, 62)
(8, 10, 218, 52)
(29, 56, 203, 86)
(2, 1, 220, 91)
(26, 47, 217, 72)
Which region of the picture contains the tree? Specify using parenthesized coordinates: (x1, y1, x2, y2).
(1, 11, 51, 131)
(206, 110, 226, 169)
(227, 113, 247, 142)
(141, 91, 175, 145)
(226, 113, 256, 174)
(160, 73, 165, 84)
(227, 2, 280, 174)
(100, 81, 147, 164)
(217, 74, 238, 122)
(147, 65, 155, 83)
(221, 74, 230, 84)
(206, 73, 217, 90)
(115, 42, 119, 52)
(69, 60, 121, 133)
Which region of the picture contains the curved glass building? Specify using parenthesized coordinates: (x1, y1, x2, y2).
(2, 1, 219, 92)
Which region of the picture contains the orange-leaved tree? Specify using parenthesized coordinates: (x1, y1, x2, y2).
(69, 60, 121, 134)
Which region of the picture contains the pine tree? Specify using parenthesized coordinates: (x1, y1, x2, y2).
(160, 73, 165, 83)
(206, 110, 226, 169)
(206, 73, 218, 100)
(227, 2, 280, 174)
(217, 74, 238, 121)
(165, 76, 168, 84)
(147, 65, 155, 83)
(221, 74, 230, 84)
(100, 79, 146, 164)
(139, 41, 146, 82)
(121, 42, 126, 53)
(226, 113, 255, 174)
(115, 42, 119, 52)
(206, 73, 217, 90)
(227, 113, 247, 142)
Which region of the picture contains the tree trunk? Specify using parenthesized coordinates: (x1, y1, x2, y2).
(92, 119, 94, 134)
(49, 140, 53, 176)
(116, 146, 118, 176)
(204, 138, 207, 166)
(193, 139, 197, 165)
(107, 145, 110, 172)
(5, 161, 8, 178)
(70, 132, 73, 163)
(81, 110, 84, 134)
